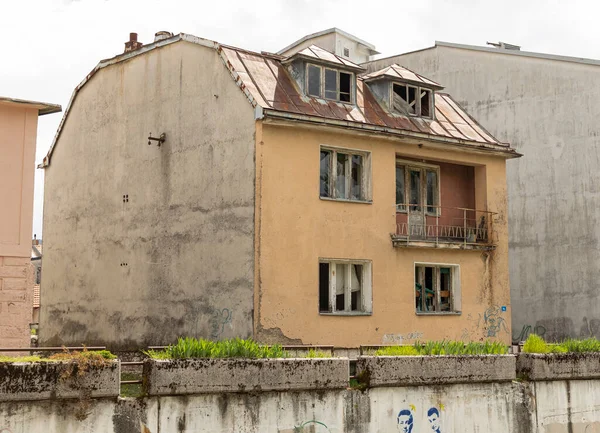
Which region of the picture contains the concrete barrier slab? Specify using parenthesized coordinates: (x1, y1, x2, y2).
(356, 355, 516, 387)
(143, 358, 349, 396)
(0, 360, 120, 402)
(517, 353, 600, 380)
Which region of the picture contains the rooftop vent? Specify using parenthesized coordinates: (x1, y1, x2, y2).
(124, 33, 143, 53)
(487, 41, 521, 51)
(154, 31, 173, 42)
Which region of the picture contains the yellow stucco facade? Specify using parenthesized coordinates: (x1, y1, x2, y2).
(254, 120, 512, 347)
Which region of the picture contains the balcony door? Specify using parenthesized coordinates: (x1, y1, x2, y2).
(407, 168, 425, 237)
(396, 160, 440, 238)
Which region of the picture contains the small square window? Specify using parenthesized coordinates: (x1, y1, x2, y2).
(343, 47, 350, 57)
(319, 259, 372, 314)
(306, 63, 354, 103)
(320, 147, 370, 202)
(415, 264, 460, 314)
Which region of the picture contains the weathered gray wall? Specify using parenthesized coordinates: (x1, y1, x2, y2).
(40, 41, 256, 349)
(3, 379, 600, 432)
(367, 46, 600, 342)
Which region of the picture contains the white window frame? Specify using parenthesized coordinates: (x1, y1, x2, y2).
(320, 145, 372, 202)
(390, 82, 434, 119)
(306, 63, 354, 104)
(319, 258, 373, 315)
(414, 262, 461, 315)
(396, 158, 441, 216)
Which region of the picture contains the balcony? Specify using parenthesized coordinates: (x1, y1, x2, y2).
(391, 204, 496, 250)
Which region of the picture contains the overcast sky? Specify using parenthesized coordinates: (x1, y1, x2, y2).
(2, 0, 598, 237)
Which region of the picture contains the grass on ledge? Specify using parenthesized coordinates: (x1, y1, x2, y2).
(523, 334, 600, 354)
(0, 349, 116, 363)
(145, 337, 289, 359)
(375, 340, 508, 356)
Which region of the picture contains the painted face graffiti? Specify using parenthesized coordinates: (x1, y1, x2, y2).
(397, 410, 414, 433)
(427, 408, 442, 433)
(483, 306, 509, 337)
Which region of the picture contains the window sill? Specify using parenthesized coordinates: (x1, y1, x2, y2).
(319, 312, 372, 317)
(320, 197, 372, 205)
(416, 311, 461, 316)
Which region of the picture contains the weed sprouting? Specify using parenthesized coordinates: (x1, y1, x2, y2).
(145, 337, 288, 359)
(523, 334, 600, 354)
(375, 340, 508, 356)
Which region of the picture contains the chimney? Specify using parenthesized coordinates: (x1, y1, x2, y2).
(154, 31, 173, 43)
(124, 32, 143, 53)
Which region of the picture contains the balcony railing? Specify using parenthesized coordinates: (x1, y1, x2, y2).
(392, 204, 496, 249)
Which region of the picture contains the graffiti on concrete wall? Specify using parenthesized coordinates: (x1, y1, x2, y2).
(383, 332, 424, 344)
(396, 405, 444, 432)
(461, 305, 508, 340)
(278, 419, 331, 432)
(210, 308, 233, 339)
(512, 324, 546, 343)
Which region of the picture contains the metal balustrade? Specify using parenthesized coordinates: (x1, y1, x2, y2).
(393, 204, 496, 248)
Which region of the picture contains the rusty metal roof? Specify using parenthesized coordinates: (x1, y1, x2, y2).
(282, 45, 365, 72)
(361, 64, 443, 89)
(42, 33, 516, 167)
(221, 46, 508, 148)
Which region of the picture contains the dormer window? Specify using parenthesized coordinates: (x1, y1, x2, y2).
(392, 83, 432, 118)
(307, 64, 353, 103)
(362, 64, 442, 120)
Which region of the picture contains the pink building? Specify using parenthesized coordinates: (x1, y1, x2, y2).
(0, 97, 60, 348)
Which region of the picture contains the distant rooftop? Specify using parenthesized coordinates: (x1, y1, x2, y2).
(366, 41, 600, 68)
(277, 27, 380, 56)
(0, 96, 61, 116)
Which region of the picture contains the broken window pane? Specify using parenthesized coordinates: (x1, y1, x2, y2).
(351, 264, 362, 311)
(351, 154, 363, 200)
(336, 153, 348, 199)
(415, 266, 423, 312)
(420, 89, 431, 117)
(424, 266, 434, 312)
(415, 264, 455, 314)
(408, 86, 417, 113)
(396, 165, 405, 209)
(335, 263, 347, 312)
(325, 69, 337, 100)
(392, 83, 413, 114)
(339, 72, 351, 102)
(440, 267, 451, 312)
(426, 169, 438, 214)
(409, 169, 421, 211)
(320, 150, 331, 198)
(319, 263, 330, 312)
(308, 65, 321, 97)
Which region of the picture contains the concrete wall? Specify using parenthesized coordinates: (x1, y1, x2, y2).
(4, 356, 600, 432)
(40, 41, 257, 349)
(255, 122, 511, 346)
(0, 102, 39, 348)
(366, 46, 600, 342)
